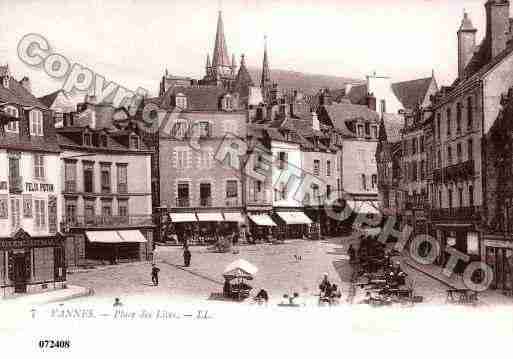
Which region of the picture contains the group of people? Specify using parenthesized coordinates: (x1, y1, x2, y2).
(319, 273, 342, 305)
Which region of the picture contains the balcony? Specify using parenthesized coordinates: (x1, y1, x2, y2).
(62, 215, 154, 228)
(225, 197, 241, 206)
(65, 180, 76, 193)
(9, 176, 22, 194)
(443, 160, 475, 184)
(199, 197, 212, 207)
(118, 183, 128, 194)
(176, 197, 190, 207)
(430, 206, 481, 222)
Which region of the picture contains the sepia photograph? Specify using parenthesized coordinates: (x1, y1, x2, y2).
(1, 0, 513, 357)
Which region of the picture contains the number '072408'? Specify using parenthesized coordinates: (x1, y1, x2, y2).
(38, 340, 70, 349)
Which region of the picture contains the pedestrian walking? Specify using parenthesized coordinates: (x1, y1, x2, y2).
(347, 244, 355, 262)
(183, 245, 191, 267)
(113, 297, 123, 307)
(151, 264, 160, 286)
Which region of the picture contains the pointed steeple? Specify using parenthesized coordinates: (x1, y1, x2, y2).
(235, 54, 254, 89)
(206, 54, 211, 68)
(212, 11, 231, 68)
(206, 54, 211, 76)
(261, 35, 271, 89)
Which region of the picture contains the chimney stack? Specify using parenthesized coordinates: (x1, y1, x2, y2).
(20, 76, 31, 93)
(457, 12, 477, 79)
(485, 0, 511, 60)
(366, 92, 377, 111)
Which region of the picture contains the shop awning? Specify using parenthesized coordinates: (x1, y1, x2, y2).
(276, 211, 313, 225)
(248, 214, 277, 226)
(169, 212, 197, 223)
(117, 230, 147, 243)
(86, 231, 124, 243)
(347, 201, 381, 214)
(196, 212, 224, 222)
(224, 212, 245, 223)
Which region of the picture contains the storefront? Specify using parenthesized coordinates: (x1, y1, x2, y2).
(0, 229, 66, 297)
(248, 213, 277, 242)
(274, 211, 313, 239)
(484, 236, 513, 291)
(433, 224, 480, 273)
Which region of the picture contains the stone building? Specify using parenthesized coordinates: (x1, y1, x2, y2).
(0, 66, 66, 296)
(429, 1, 513, 271)
(57, 100, 154, 266)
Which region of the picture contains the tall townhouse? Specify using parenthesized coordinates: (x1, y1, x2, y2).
(429, 2, 513, 272)
(0, 66, 66, 296)
(482, 85, 513, 291)
(57, 99, 154, 266)
(156, 85, 250, 238)
(317, 91, 381, 221)
(394, 75, 438, 235)
(376, 114, 404, 222)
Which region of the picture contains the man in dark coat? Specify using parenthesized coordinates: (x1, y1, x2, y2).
(183, 245, 191, 267)
(151, 264, 160, 286)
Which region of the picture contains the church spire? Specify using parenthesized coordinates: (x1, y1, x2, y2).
(212, 11, 231, 69)
(261, 35, 271, 89)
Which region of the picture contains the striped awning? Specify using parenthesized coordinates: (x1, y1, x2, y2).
(248, 214, 277, 226)
(276, 211, 313, 225)
(224, 212, 245, 223)
(169, 212, 197, 223)
(196, 212, 224, 222)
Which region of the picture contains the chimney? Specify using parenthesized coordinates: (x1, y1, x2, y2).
(485, 0, 511, 60)
(20, 76, 31, 93)
(457, 12, 477, 79)
(366, 92, 376, 111)
(311, 112, 320, 131)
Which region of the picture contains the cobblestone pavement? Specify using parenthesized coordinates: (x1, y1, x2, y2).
(67, 239, 341, 304)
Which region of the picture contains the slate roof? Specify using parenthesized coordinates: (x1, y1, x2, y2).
(0, 77, 47, 108)
(38, 90, 61, 108)
(391, 77, 433, 110)
(0, 132, 60, 153)
(322, 101, 379, 137)
(160, 86, 228, 111)
(346, 84, 368, 105)
(382, 113, 404, 143)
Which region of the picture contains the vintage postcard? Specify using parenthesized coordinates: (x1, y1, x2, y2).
(1, 0, 513, 357)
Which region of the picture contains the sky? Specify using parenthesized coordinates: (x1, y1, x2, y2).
(0, 0, 492, 97)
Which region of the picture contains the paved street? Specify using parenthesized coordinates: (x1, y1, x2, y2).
(64, 236, 482, 307)
(68, 240, 341, 304)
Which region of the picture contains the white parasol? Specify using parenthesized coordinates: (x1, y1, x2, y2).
(223, 259, 258, 280)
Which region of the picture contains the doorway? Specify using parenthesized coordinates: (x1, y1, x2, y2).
(13, 253, 28, 293)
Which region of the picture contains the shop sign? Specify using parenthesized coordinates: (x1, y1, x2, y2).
(25, 182, 54, 192)
(0, 237, 60, 250)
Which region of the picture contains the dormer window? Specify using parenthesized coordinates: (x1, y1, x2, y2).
(29, 110, 43, 136)
(4, 106, 19, 132)
(175, 93, 187, 109)
(130, 136, 140, 150)
(222, 94, 233, 111)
